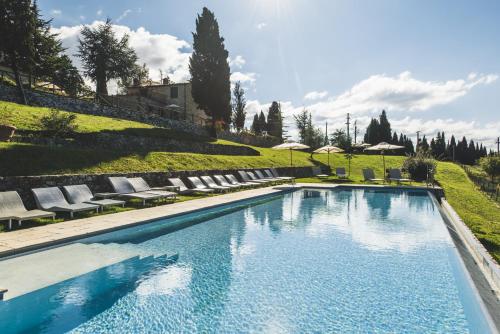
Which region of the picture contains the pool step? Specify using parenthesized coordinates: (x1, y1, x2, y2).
(0, 242, 171, 300)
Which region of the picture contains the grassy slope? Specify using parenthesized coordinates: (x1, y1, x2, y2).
(0, 101, 498, 261)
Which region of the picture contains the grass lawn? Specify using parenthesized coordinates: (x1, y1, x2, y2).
(0, 101, 498, 262)
(0, 101, 213, 142)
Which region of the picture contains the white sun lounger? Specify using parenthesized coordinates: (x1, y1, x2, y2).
(213, 175, 240, 189)
(168, 178, 212, 195)
(245, 171, 271, 184)
(188, 177, 217, 193)
(127, 177, 177, 199)
(108, 177, 164, 206)
(269, 168, 294, 181)
(336, 168, 347, 178)
(312, 166, 329, 178)
(388, 169, 413, 184)
(255, 170, 281, 182)
(63, 185, 126, 212)
(32, 187, 99, 218)
(0, 191, 55, 229)
(224, 174, 256, 187)
(200, 176, 231, 192)
(362, 168, 384, 182)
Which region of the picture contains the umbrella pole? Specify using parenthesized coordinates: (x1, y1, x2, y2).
(382, 151, 386, 183)
(328, 152, 330, 169)
(290, 148, 293, 167)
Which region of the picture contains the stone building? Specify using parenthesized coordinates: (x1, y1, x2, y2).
(119, 80, 209, 127)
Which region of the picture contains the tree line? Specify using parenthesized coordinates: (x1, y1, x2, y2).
(249, 102, 284, 138)
(363, 110, 488, 164)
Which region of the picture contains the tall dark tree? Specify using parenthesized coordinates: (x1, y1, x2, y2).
(378, 110, 392, 142)
(231, 81, 246, 132)
(258, 111, 267, 133)
(189, 7, 231, 137)
(364, 118, 380, 144)
(0, 0, 36, 103)
(78, 19, 137, 97)
(294, 109, 309, 144)
(391, 131, 398, 144)
(250, 113, 261, 135)
(266, 101, 283, 140)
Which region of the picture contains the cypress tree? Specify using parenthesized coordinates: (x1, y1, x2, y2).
(392, 131, 398, 144)
(378, 110, 392, 142)
(267, 101, 283, 140)
(251, 113, 260, 135)
(189, 7, 231, 137)
(258, 111, 267, 134)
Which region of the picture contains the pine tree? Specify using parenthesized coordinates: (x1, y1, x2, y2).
(0, 0, 37, 103)
(78, 19, 138, 97)
(231, 81, 246, 132)
(266, 101, 283, 140)
(294, 109, 309, 144)
(189, 7, 231, 137)
(420, 135, 429, 152)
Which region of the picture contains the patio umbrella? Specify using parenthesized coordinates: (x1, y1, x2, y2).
(272, 142, 310, 167)
(313, 145, 344, 168)
(364, 142, 405, 181)
(352, 143, 372, 149)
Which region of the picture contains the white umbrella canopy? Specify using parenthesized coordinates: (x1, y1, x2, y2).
(352, 142, 372, 149)
(272, 142, 310, 167)
(313, 145, 344, 168)
(365, 142, 404, 151)
(364, 142, 405, 181)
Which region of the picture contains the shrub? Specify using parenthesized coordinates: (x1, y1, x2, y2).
(402, 151, 437, 182)
(479, 156, 500, 182)
(40, 109, 78, 138)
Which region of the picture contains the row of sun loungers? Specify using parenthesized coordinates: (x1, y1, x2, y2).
(362, 168, 413, 183)
(0, 169, 293, 230)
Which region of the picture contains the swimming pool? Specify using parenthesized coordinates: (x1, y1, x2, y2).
(0, 188, 495, 333)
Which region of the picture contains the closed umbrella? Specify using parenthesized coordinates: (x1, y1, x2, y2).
(364, 142, 405, 181)
(272, 142, 310, 167)
(313, 145, 344, 168)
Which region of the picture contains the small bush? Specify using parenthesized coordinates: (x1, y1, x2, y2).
(402, 151, 437, 181)
(40, 109, 78, 137)
(479, 156, 500, 182)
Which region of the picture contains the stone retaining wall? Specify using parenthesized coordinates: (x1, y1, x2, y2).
(218, 131, 281, 148)
(0, 83, 209, 137)
(13, 132, 260, 156)
(0, 166, 314, 209)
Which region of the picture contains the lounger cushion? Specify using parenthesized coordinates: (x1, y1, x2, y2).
(63, 185, 94, 204)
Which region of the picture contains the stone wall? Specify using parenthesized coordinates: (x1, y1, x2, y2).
(218, 131, 281, 148)
(13, 132, 260, 156)
(0, 83, 209, 137)
(0, 166, 314, 209)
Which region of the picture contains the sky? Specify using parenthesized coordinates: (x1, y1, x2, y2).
(39, 0, 500, 149)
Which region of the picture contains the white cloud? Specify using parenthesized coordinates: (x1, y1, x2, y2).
(243, 71, 498, 148)
(116, 9, 132, 23)
(302, 71, 498, 122)
(304, 90, 328, 101)
(79, 15, 86, 21)
(52, 21, 192, 92)
(231, 72, 257, 84)
(51, 9, 62, 15)
(228, 55, 246, 69)
(96, 9, 103, 16)
(256, 22, 267, 30)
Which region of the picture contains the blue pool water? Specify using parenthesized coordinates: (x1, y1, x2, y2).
(0, 188, 495, 333)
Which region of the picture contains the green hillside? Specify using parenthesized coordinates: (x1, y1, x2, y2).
(0, 101, 498, 261)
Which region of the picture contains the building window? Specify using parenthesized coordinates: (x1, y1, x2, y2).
(170, 86, 179, 98)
